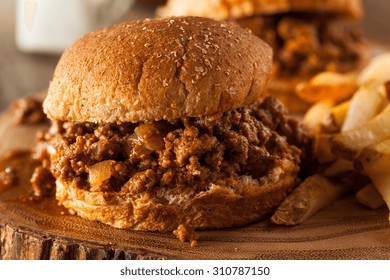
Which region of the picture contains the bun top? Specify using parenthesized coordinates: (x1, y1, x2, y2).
(44, 16, 272, 123)
(157, 0, 363, 20)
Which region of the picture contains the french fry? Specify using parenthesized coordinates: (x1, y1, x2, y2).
(356, 139, 390, 169)
(386, 81, 390, 99)
(323, 158, 354, 177)
(330, 100, 351, 129)
(332, 104, 390, 160)
(320, 116, 339, 134)
(356, 184, 385, 210)
(281, 53, 390, 226)
(358, 53, 390, 88)
(303, 99, 334, 133)
(271, 174, 352, 225)
(313, 133, 337, 164)
(341, 85, 388, 132)
(321, 100, 351, 133)
(296, 72, 357, 103)
(356, 139, 390, 220)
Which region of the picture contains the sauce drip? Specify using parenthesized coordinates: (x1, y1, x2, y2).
(0, 150, 69, 216)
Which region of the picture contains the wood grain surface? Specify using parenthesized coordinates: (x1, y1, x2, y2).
(1, 108, 390, 260)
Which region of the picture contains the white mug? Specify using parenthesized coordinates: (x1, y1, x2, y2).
(16, 0, 134, 54)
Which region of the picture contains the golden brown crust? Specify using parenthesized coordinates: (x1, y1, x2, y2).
(44, 16, 272, 124)
(56, 159, 299, 231)
(157, 0, 363, 19)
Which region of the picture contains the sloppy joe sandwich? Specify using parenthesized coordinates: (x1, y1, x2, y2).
(158, 0, 369, 113)
(32, 16, 306, 232)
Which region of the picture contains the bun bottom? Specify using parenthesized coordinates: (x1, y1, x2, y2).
(56, 159, 299, 231)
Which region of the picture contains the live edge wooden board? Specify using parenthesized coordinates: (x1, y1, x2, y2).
(1, 105, 390, 260)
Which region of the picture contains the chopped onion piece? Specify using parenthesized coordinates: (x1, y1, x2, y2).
(88, 160, 115, 188)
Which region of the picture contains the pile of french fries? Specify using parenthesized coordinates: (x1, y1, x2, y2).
(271, 53, 390, 225)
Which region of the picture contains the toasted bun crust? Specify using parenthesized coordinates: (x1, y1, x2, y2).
(56, 159, 299, 231)
(44, 16, 272, 124)
(157, 0, 362, 19)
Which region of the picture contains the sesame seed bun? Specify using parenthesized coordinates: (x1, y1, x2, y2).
(44, 16, 272, 124)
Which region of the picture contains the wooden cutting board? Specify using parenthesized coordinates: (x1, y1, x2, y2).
(1, 104, 390, 260)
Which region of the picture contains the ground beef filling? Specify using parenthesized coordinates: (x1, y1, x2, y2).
(34, 97, 303, 196)
(11, 97, 47, 125)
(237, 13, 367, 78)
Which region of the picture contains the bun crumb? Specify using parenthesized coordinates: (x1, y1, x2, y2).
(173, 224, 199, 247)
